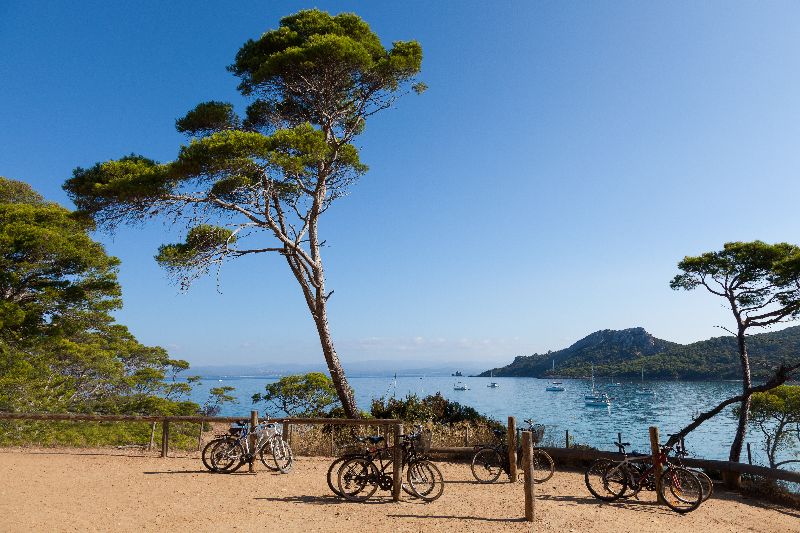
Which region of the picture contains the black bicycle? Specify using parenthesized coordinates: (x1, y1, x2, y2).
(470, 418, 555, 484)
(336, 427, 444, 502)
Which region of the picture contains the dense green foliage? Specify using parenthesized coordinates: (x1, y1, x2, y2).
(370, 393, 500, 427)
(62, 9, 425, 417)
(252, 372, 340, 417)
(0, 176, 202, 421)
(744, 385, 800, 468)
(480, 326, 800, 380)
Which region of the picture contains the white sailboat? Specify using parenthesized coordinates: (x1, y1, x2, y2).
(585, 363, 611, 406)
(635, 367, 655, 396)
(487, 371, 499, 388)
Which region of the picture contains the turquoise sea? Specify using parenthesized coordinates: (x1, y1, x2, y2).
(188, 375, 780, 466)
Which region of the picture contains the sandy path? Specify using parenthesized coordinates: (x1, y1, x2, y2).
(0, 450, 797, 533)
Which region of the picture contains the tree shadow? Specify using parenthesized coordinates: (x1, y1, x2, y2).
(711, 489, 800, 519)
(537, 493, 672, 515)
(255, 495, 389, 506)
(0, 449, 153, 459)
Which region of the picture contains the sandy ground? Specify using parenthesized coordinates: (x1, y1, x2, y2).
(0, 449, 797, 533)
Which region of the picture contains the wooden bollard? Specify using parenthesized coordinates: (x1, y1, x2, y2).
(248, 410, 258, 473)
(161, 420, 169, 458)
(521, 431, 535, 522)
(507, 416, 517, 481)
(283, 422, 292, 445)
(648, 426, 663, 503)
(392, 423, 403, 501)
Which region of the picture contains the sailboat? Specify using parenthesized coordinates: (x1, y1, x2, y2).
(487, 371, 499, 388)
(453, 381, 469, 391)
(546, 359, 564, 390)
(585, 363, 611, 406)
(635, 367, 655, 396)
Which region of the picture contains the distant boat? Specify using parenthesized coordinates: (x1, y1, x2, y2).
(487, 371, 499, 388)
(585, 362, 602, 400)
(635, 367, 655, 396)
(546, 382, 565, 392)
(585, 393, 611, 407)
(454, 381, 469, 391)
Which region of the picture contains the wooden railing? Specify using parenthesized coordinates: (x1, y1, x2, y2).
(2, 412, 799, 486)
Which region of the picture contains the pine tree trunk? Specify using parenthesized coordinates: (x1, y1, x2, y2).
(312, 300, 359, 418)
(726, 328, 752, 488)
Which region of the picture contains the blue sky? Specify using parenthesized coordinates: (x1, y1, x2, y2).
(2, 1, 800, 367)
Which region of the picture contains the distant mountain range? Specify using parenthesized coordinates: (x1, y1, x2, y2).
(477, 326, 800, 381)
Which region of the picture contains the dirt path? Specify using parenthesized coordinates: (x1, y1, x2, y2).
(0, 450, 797, 532)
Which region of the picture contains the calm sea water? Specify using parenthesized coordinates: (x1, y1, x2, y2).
(188, 375, 773, 464)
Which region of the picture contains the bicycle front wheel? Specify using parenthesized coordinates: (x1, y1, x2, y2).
(407, 460, 445, 502)
(584, 459, 626, 501)
(530, 449, 555, 483)
(660, 467, 703, 513)
(258, 439, 279, 471)
(470, 448, 504, 484)
(337, 457, 379, 502)
(209, 438, 245, 473)
(202, 438, 224, 472)
(267, 437, 293, 473)
(692, 469, 713, 501)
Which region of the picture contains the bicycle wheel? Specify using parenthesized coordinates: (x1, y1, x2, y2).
(258, 439, 279, 471)
(470, 448, 504, 483)
(210, 438, 245, 473)
(530, 449, 555, 483)
(327, 456, 353, 497)
(584, 459, 626, 501)
(407, 460, 444, 502)
(202, 438, 224, 472)
(268, 437, 293, 473)
(338, 457, 379, 502)
(660, 467, 702, 513)
(692, 469, 713, 501)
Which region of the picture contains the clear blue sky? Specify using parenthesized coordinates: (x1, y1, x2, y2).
(2, 1, 799, 367)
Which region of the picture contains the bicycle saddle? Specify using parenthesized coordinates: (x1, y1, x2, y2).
(356, 435, 384, 444)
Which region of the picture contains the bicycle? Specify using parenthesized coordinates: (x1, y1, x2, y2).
(470, 418, 555, 484)
(336, 426, 444, 502)
(670, 436, 713, 502)
(201, 419, 293, 474)
(584, 441, 703, 513)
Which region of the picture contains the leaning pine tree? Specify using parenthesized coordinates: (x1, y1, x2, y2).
(64, 10, 424, 418)
(670, 241, 800, 485)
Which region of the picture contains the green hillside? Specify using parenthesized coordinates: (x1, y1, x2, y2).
(478, 326, 800, 380)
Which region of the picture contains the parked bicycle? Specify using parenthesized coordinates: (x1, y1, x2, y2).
(670, 436, 713, 501)
(201, 419, 293, 474)
(335, 426, 444, 502)
(470, 418, 555, 484)
(584, 441, 703, 513)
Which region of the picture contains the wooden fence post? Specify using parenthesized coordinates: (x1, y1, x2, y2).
(565, 429, 569, 448)
(392, 423, 404, 501)
(747, 442, 753, 465)
(648, 426, 663, 503)
(521, 431, 535, 522)
(161, 420, 169, 458)
(248, 410, 258, 473)
(283, 421, 292, 445)
(197, 417, 204, 451)
(507, 416, 517, 481)
(464, 426, 470, 446)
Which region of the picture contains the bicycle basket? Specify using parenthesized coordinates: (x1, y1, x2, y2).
(531, 424, 545, 444)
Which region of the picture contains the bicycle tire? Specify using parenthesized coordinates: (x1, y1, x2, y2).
(407, 460, 444, 502)
(692, 469, 713, 501)
(584, 459, 626, 501)
(337, 457, 379, 502)
(660, 467, 703, 513)
(327, 456, 351, 497)
(470, 447, 504, 484)
(530, 449, 555, 483)
(258, 439, 279, 471)
(210, 438, 245, 473)
(201, 438, 224, 472)
(268, 437, 293, 474)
